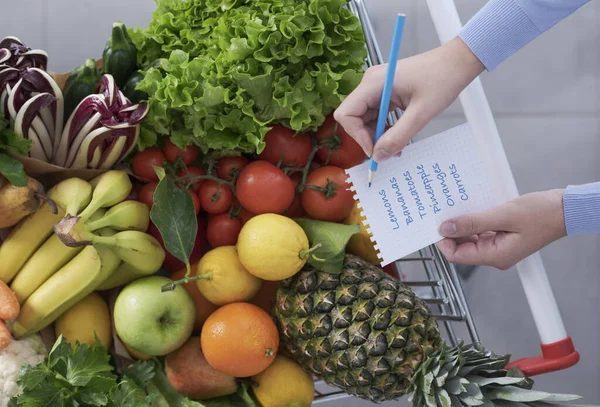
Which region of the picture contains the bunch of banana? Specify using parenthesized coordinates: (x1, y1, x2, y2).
(1, 170, 166, 339)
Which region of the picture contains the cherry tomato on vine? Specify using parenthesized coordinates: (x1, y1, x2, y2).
(284, 172, 305, 218)
(316, 114, 367, 169)
(198, 180, 234, 214)
(163, 139, 199, 165)
(236, 160, 295, 215)
(258, 125, 312, 168)
(301, 165, 354, 222)
(138, 182, 158, 209)
(189, 190, 201, 215)
(206, 213, 243, 248)
(132, 148, 166, 181)
(216, 156, 249, 181)
(176, 166, 206, 192)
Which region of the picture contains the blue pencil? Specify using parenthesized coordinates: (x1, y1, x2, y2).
(368, 13, 406, 187)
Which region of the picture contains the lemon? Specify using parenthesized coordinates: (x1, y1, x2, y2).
(55, 292, 112, 350)
(196, 246, 262, 305)
(343, 200, 381, 265)
(252, 355, 315, 407)
(237, 214, 310, 281)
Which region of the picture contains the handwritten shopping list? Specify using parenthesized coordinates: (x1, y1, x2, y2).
(345, 123, 503, 266)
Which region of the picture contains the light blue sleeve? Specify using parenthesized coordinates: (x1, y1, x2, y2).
(458, 0, 591, 71)
(563, 182, 600, 236)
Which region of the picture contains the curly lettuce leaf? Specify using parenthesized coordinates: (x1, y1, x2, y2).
(130, 0, 367, 154)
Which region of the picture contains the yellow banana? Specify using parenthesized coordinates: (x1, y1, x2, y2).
(96, 261, 149, 291)
(10, 233, 121, 339)
(85, 200, 150, 232)
(0, 177, 92, 283)
(77, 170, 132, 221)
(56, 226, 165, 275)
(10, 209, 106, 304)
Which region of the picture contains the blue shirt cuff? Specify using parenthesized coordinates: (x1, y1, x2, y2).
(459, 0, 541, 71)
(563, 182, 600, 236)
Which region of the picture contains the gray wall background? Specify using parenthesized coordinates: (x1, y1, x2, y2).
(1, 0, 598, 405)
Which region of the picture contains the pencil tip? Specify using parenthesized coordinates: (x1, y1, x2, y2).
(368, 182, 371, 188)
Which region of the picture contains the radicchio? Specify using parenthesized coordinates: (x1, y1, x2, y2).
(54, 73, 149, 169)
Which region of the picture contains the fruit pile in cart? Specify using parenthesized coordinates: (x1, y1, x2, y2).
(0, 1, 595, 406)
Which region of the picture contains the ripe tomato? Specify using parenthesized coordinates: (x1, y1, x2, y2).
(236, 160, 295, 215)
(198, 181, 234, 214)
(163, 139, 199, 165)
(284, 172, 304, 218)
(138, 182, 158, 209)
(258, 125, 312, 168)
(147, 220, 207, 272)
(189, 190, 201, 215)
(177, 166, 206, 192)
(217, 156, 249, 181)
(316, 114, 367, 169)
(132, 147, 166, 181)
(206, 213, 243, 248)
(238, 206, 255, 225)
(383, 263, 400, 279)
(301, 166, 354, 222)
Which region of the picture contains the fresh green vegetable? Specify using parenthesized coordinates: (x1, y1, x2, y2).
(9, 335, 258, 407)
(0, 116, 31, 186)
(121, 71, 148, 104)
(62, 58, 102, 122)
(128, 0, 367, 154)
(103, 21, 138, 88)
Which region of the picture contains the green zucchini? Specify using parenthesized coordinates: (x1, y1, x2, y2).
(62, 58, 102, 123)
(121, 71, 148, 104)
(102, 21, 138, 88)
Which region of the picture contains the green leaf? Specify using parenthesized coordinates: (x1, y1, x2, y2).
(13, 336, 119, 407)
(149, 171, 198, 267)
(129, 0, 367, 154)
(294, 218, 359, 274)
(0, 153, 28, 186)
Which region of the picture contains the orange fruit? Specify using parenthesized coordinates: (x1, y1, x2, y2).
(201, 302, 279, 377)
(171, 265, 220, 332)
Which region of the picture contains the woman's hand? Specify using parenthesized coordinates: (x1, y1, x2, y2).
(435, 189, 567, 270)
(334, 37, 485, 162)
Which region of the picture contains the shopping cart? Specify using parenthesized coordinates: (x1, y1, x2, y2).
(313, 0, 580, 403)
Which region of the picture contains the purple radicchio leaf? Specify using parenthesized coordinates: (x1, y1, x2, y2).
(54, 94, 109, 167)
(0, 37, 47, 71)
(13, 93, 57, 161)
(96, 74, 118, 108)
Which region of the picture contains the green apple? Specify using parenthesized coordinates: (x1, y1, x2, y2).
(114, 275, 196, 356)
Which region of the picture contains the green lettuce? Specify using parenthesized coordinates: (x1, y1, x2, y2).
(129, 0, 367, 153)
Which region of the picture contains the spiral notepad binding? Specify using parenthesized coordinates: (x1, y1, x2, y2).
(345, 180, 385, 264)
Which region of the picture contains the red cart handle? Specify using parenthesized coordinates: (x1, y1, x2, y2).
(506, 337, 580, 376)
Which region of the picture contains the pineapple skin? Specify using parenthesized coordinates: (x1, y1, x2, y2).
(273, 255, 443, 403)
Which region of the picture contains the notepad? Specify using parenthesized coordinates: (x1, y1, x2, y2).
(345, 123, 504, 266)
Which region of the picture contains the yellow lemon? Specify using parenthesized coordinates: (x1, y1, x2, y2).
(196, 246, 262, 305)
(236, 214, 310, 281)
(252, 355, 315, 407)
(343, 200, 380, 265)
(55, 292, 112, 350)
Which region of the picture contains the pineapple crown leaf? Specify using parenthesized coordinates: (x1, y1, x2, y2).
(408, 342, 596, 407)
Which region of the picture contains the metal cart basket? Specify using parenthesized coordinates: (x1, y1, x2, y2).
(313, 0, 580, 403)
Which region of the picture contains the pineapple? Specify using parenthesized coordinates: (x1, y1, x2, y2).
(274, 255, 593, 406)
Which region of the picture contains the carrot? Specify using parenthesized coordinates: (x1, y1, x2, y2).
(0, 280, 20, 321)
(0, 320, 10, 351)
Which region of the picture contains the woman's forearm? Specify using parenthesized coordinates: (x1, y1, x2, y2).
(459, 0, 591, 71)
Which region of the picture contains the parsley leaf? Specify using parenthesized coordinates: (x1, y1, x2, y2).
(0, 116, 31, 186)
(13, 335, 118, 407)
